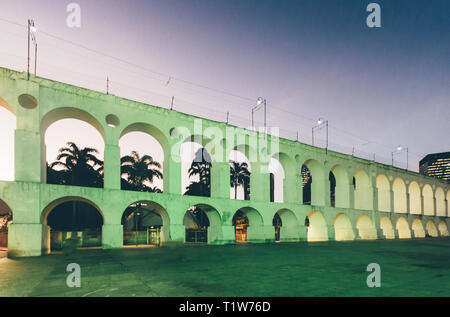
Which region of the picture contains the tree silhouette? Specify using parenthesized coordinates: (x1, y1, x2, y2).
(184, 148, 211, 197)
(48, 142, 104, 188)
(121, 151, 163, 193)
(229, 160, 251, 200)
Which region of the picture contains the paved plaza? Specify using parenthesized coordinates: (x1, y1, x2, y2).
(0, 239, 449, 297)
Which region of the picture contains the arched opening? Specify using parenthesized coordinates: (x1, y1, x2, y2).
(44, 116, 105, 188)
(302, 159, 325, 206)
(396, 217, 411, 239)
(333, 213, 355, 241)
(271, 152, 295, 203)
(42, 108, 105, 186)
(305, 210, 328, 242)
(330, 165, 350, 208)
(438, 221, 449, 237)
(119, 122, 168, 192)
(425, 220, 438, 237)
(0, 199, 12, 249)
(380, 216, 395, 239)
(354, 170, 372, 210)
(422, 184, 434, 216)
(274, 209, 299, 242)
(183, 204, 221, 244)
(182, 141, 212, 197)
(376, 175, 390, 212)
(121, 201, 169, 246)
(435, 187, 446, 217)
(409, 182, 421, 214)
(356, 214, 377, 240)
(393, 178, 407, 213)
(232, 207, 264, 243)
(119, 130, 164, 193)
(411, 218, 425, 238)
(229, 148, 252, 200)
(268, 157, 285, 203)
(42, 197, 104, 252)
(0, 102, 15, 181)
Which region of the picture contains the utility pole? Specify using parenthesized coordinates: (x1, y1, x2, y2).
(170, 96, 174, 110)
(106, 77, 109, 94)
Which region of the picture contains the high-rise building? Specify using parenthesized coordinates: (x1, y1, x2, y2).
(419, 152, 450, 181)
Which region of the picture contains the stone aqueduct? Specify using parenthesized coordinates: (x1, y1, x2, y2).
(0, 67, 449, 257)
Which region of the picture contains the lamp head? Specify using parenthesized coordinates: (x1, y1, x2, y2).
(256, 97, 263, 106)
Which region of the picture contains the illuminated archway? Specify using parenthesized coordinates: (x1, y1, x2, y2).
(423, 185, 434, 216)
(380, 216, 395, 239)
(425, 220, 438, 237)
(232, 207, 264, 242)
(229, 146, 253, 201)
(438, 221, 449, 237)
(333, 213, 355, 241)
(330, 165, 350, 208)
(435, 187, 445, 217)
(396, 217, 411, 239)
(306, 210, 328, 242)
(411, 218, 425, 238)
(376, 175, 390, 212)
(354, 170, 372, 210)
(356, 214, 377, 240)
(393, 178, 407, 213)
(408, 181, 421, 214)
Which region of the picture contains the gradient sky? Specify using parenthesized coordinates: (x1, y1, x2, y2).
(0, 0, 449, 182)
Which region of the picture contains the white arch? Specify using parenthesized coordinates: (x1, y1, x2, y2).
(393, 178, 407, 213)
(376, 174, 390, 212)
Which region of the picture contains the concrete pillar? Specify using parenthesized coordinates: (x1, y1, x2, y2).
(211, 162, 230, 199)
(169, 224, 185, 243)
(280, 225, 301, 242)
(250, 162, 270, 202)
(335, 184, 350, 208)
(283, 172, 298, 203)
(102, 224, 123, 249)
(311, 176, 327, 206)
(263, 225, 276, 243)
(389, 190, 395, 213)
(298, 224, 308, 241)
(373, 187, 379, 211)
(8, 223, 47, 257)
(348, 184, 355, 209)
(406, 192, 410, 214)
(220, 225, 236, 244)
(420, 195, 425, 215)
(104, 144, 121, 189)
(15, 129, 41, 182)
(164, 153, 182, 195)
(296, 173, 303, 204)
(327, 226, 335, 241)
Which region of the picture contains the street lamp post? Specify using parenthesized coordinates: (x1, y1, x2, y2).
(391, 146, 409, 170)
(312, 118, 328, 152)
(251, 97, 266, 134)
(27, 19, 37, 80)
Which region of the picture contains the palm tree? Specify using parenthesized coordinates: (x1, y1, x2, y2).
(121, 151, 163, 192)
(48, 142, 104, 228)
(185, 148, 211, 197)
(49, 142, 104, 188)
(229, 160, 251, 200)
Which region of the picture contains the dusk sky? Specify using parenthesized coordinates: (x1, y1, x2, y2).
(0, 0, 449, 182)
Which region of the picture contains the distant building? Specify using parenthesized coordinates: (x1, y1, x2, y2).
(419, 152, 450, 181)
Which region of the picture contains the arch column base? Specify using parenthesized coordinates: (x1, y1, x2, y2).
(168, 224, 185, 244)
(102, 224, 123, 249)
(7, 223, 48, 258)
(218, 225, 235, 244)
(376, 229, 385, 240)
(327, 227, 335, 242)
